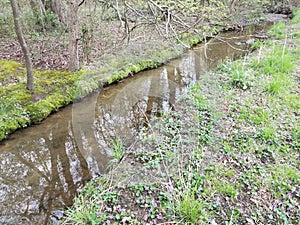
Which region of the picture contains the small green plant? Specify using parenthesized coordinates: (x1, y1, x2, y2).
(227, 207, 242, 224)
(222, 141, 233, 154)
(28, 30, 42, 40)
(249, 107, 269, 125)
(0, 11, 15, 39)
(250, 39, 263, 50)
(265, 79, 282, 95)
(215, 180, 238, 198)
(177, 191, 208, 224)
(230, 69, 251, 89)
(290, 125, 300, 150)
(110, 138, 125, 161)
(63, 195, 103, 225)
(239, 167, 264, 194)
(290, 9, 300, 25)
(189, 83, 209, 110)
(285, 94, 300, 110)
(256, 123, 277, 143)
(218, 60, 252, 89)
(103, 190, 119, 204)
(223, 169, 235, 178)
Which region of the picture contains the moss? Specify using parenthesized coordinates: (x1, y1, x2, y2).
(0, 130, 5, 140)
(180, 33, 205, 46)
(26, 92, 73, 123)
(137, 59, 157, 70)
(34, 70, 78, 93)
(1, 118, 19, 134)
(26, 101, 53, 123)
(128, 64, 140, 74)
(0, 60, 84, 139)
(74, 74, 102, 98)
(0, 59, 21, 73)
(7, 89, 32, 103)
(0, 60, 25, 85)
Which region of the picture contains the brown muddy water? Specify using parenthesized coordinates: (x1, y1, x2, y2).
(0, 23, 271, 225)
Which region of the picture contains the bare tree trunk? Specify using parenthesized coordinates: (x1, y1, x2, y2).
(201, 0, 210, 6)
(39, 0, 66, 24)
(67, 1, 80, 71)
(229, 0, 236, 14)
(10, 0, 34, 90)
(36, 0, 46, 14)
(30, 0, 46, 31)
(50, 0, 66, 24)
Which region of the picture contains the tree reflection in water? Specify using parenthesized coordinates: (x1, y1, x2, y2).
(0, 111, 92, 225)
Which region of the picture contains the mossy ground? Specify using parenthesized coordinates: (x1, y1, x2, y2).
(63, 10, 300, 225)
(0, 62, 78, 140)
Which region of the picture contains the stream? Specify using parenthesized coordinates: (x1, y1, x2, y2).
(0, 23, 272, 225)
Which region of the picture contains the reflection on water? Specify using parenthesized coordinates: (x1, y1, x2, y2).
(0, 112, 92, 225)
(0, 24, 270, 224)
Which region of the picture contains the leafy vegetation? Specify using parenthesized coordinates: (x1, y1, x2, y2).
(110, 138, 125, 162)
(63, 10, 300, 225)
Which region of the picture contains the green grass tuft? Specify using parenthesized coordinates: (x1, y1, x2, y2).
(267, 21, 287, 39)
(177, 191, 209, 225)
(110, 138, 125, 161)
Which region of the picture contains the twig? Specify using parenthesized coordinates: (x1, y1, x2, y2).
(214, 36, 249, 52)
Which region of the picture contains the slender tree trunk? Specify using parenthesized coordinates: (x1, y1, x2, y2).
(10, 0, 34, 90)
(38, 0, 66, 24)
(229, 0, 236, 14)
(67, 1, 80, 71)
(201, 0, 210, 6)
(50, 0, 66, 24)
(30, 0, 46, 31)
(36, 0, 46, 14)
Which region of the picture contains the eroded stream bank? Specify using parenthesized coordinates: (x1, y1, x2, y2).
(0, 23, 273, 224)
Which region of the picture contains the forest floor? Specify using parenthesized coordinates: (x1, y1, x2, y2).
(63, 10, 300, 225)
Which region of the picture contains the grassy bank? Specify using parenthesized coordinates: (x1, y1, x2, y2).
(63, 10, 300, 225)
